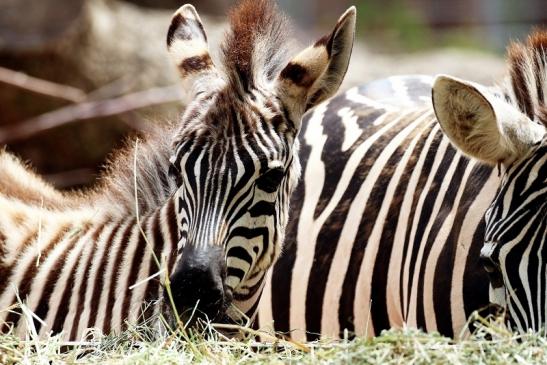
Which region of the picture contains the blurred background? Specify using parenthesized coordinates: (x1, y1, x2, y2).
(0, 0, 545, 189)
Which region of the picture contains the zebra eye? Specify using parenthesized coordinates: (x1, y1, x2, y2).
(256, 167, 285, 193)
(169, 163, 183, 186)
(480, 241, 501, 273)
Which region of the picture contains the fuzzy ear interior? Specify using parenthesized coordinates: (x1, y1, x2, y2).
(275, 6, 356, 119)
(432, 75, 545, 165)
(166, 4, 220, 91)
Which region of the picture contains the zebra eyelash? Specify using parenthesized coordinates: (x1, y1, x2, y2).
(168, 163, 183, 186)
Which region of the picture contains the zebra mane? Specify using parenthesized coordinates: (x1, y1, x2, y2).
(221, 0, 293, 92)
(90, 124, 178, 216)
(505, 29, 547, 126)
(0, 124, 177, 216)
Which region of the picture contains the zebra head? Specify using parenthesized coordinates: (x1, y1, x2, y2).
(164, 0, 355, 324)
(432, 31, 547, 332)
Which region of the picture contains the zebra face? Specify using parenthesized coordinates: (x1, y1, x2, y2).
(162, 1, 356, 323)
(483, 141, 547, 332)
(432, 70, 547, 332)
(167, 91, 301, 322)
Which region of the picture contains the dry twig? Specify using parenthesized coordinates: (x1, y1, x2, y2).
(0, 85, 184, 143)
(0, 66, 86, 103)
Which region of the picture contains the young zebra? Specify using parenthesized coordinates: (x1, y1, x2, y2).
(0, 0, 356, 340)
(255, 31, 547, 341)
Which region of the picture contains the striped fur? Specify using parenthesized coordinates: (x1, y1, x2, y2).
(483, 142, 547, 333)
(0, 130, 179, 339)
(255, 31, 547, 340)
(0, 0, 356, 339)
(166, 0, 355, 322)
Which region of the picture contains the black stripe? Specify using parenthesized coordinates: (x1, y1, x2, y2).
(68, 223, 106, 339)
(416, 154, 466, 332)
(313, 101, 385, 219)
(51, 230, 91, 335)
(165, 199, 180, 271)
(269, 116, 311, 334)
(14, 226, 69, 333)
(226, 246, 254, 267)
(404, 141, 456, 325)
(248, 201, 276, 217)
(435, 163, 493, 337)
(398, 129, 443, 319)
(120, 217, 150, 329)
(143, 210, 166, 321)
(227, 267, 246, 281)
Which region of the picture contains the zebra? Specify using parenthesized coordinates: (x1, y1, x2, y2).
(0, 0, 356, 340)
(433, 32, 547, 334)
(255, 31, 547, 341)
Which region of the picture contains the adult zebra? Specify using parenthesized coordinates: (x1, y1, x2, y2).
(256, 32, 547, 341)
(0, 0, 356, 339)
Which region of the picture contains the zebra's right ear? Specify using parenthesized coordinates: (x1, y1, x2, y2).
(275, 7, 356, 120)
(432, 75, 545, 165)
(167, 5, 219, 92)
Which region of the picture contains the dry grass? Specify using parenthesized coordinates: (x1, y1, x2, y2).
(2, 140, 544, 364)
(2, 313, 547, 365)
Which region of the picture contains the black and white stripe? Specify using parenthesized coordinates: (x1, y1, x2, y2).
(0, 196, 179, 339)
(433, 31, 547, 334)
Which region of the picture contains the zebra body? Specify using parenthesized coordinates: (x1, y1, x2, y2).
(256, 80, 499, 340)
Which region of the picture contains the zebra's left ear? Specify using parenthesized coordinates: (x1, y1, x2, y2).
(275, 6, 356, 119)
(432, 75, 546, 165)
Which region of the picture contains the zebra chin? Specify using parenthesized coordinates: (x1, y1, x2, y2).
(162, 244, 234, 328)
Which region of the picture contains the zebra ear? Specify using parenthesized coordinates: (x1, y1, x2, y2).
(275, 6, 356, 118)
(167, 5, 218, 91)
(432, 75, 545, 165)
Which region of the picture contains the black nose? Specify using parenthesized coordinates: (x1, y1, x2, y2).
(166, 245, 229, 322)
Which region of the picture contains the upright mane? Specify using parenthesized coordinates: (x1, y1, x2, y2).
(221, 0, 293, 91)
(506, 29, 547, 126)
(90, 125, 177, 216)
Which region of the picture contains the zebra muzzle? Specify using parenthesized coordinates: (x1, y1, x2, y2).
(166, 244, 230, 324)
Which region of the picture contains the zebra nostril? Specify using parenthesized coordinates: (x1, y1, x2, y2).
(167, 268, 227, 321)
(165, 245, 228, 322)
